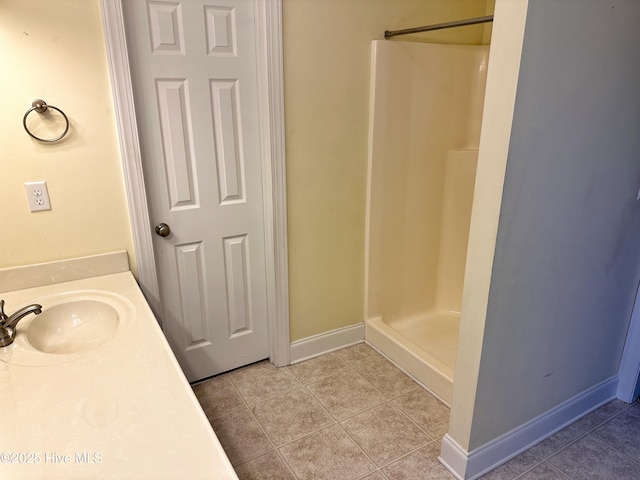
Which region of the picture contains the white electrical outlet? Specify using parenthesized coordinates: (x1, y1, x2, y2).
(24, 181, 52, 212)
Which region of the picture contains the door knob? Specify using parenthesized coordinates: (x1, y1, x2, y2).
(155, 223, 171, 237)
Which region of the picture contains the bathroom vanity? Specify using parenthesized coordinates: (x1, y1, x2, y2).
(0, 252, 237, 479)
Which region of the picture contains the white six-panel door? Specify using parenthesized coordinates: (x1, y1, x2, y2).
(122, 0, 269, 381)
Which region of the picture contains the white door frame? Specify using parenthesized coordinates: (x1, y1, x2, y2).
(617, 280, 640, 402)
(99, 0, 290, 367)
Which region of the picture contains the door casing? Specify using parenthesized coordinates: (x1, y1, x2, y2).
(617, 279, 640, 402)
(99, 0, 290, 367)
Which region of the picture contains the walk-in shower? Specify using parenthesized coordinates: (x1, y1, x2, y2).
(364, 39, 489, 404)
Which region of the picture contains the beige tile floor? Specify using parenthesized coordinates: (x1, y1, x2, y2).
(193, 343, 640, 480)
(480, 397, 640, 480)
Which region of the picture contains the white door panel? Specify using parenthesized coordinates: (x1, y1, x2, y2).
(123, 0, 269, 381)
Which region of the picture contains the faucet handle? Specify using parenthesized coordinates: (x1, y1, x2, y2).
(0, 300, 6, 321)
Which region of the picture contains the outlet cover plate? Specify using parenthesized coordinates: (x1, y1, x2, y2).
(24, 181, 52, 212)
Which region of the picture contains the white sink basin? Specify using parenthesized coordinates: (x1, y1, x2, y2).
(27, 299, 120, 354)
(0, 290, 134, 366)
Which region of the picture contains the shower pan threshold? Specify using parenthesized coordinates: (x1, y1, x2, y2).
(365, 311, 459, 405)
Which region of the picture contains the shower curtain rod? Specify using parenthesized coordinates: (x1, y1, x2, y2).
(384, 15, 493, 39)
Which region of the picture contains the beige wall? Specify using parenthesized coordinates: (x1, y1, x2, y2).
(0, 1, 135, 273)
(283, 0, 489, 341)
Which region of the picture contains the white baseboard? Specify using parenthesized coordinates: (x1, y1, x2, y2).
(439, 435, 467, 480)
(439, 375, 618, 480)
(290, 323, 365, 364)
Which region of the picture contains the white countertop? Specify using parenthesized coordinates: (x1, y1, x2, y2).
(0, 255, 238, 479)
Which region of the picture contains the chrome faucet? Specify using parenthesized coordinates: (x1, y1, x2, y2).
(0, 299, 43, 347)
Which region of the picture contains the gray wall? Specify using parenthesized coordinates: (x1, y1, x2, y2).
(469, 0, 640, 449)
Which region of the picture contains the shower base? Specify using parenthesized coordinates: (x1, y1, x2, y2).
(365, 311, 460, 405)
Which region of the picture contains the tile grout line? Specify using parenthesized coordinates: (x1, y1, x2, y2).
(375, 438, 451, 476)
(501, 449, 545, 480)
(482, 401, 639, 479)
(219, 365, 307, 476)
(507, 402, 639, 480)
(387, 398, 444, 442)
(546, 461, 573, 480)
(588, 430, 640, 469)
(276, 350, 386, 480)
(300, 350, 432, 438)
(338, 359, 444, 443)
(285, 351, 351, 383)
(238, 354, 378, 479)
(365, 340, 451, 406)
(532, 402, 635, 464)
(202, 362, 316, 477)
(286, 345, 447, 478)
(224, 373, 282, 470)
(528, 401, 624, 459)
(298, 378, 381, 479)
(542, 434, 636, 480)
(507, 459, 563, 480)
(297, 346, 427, 479)
(272, 447, 300, 480)
(202, 346, 452, 479)
(305, 353, 444, 477)
(587, 402, 640, 468)
(334, 420, 387, 479)
(361, 362, 453, 453)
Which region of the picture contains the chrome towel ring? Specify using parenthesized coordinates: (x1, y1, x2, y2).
(23, 99, 70, 143)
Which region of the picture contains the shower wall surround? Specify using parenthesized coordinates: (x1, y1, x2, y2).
(365, 40, 489, 403)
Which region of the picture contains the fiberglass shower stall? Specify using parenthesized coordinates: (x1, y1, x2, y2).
(365, 40, 489, 404)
